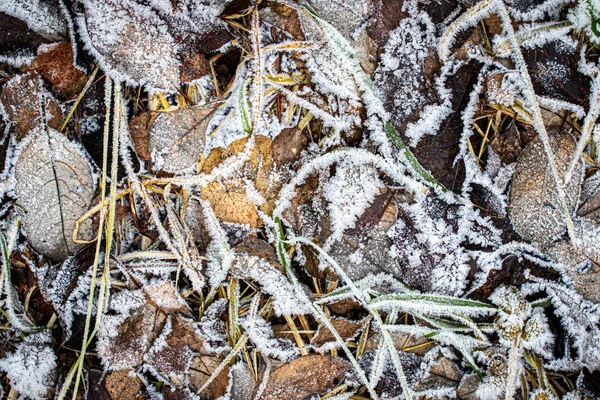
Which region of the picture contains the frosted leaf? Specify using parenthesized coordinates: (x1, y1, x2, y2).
(299, 0, 373, 72)
(232, 252, 311, 316)
(0, 339, 57, 399)
(326, 193, 404, 283)
(547, 217, 600, 303)
(521, 309, 553, 353)
(0, 0, 67, 40)
(508, 129, 582, 245)
(15, 127, 95, 262)
(148, 107, 214, 172)
(258, 355, 351, 400)
(78, 0, 180, 93)
(373, 10, 438, 143)
(198, 298, 229, 353)
(143, 315, 196, 388)
(0, 72, 63, 140)
(227, 362, 256, 400)
(323, 161, 385, 240)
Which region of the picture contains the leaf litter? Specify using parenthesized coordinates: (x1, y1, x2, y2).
(1, 0, 600, 399)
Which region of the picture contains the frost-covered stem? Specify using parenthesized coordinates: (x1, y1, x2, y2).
(0, 225, 36, 332)
(69, 78, 114, 400)
(289, 236, 412, 399)
(565, 72, 600, 184)
(505, 335, 523, 400)
(73, 80, 121, 399)
(495, 0, 576, 244)
(251, 7, 263, 132)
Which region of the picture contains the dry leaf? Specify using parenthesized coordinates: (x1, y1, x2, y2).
(413, 357, 462, 392)
(78, 0, 180, 93)
(457, 373, 482, 400)
(228, 362, 256, 400)
(201, 135, 284, 227)
(272, 127, 308, 166)
(148, 107, 213, 172)
(98, 281, 190, 370)
(31, 41, 87, 100)
(547, 218, 600, 303)
(15, 127, 95, 261)
(104, 370, 142, 400)
(508, 129, 582, 244)
(128, 111, 158, 160)
(257, 355, 350, 400)
(311, 316, 369, 349)
(144, 315, 200, 388)
(0, 72, 62, 140)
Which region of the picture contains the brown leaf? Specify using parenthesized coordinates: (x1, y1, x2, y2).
(414, 357, 462, 392)
(31, 41, 87, 100)
(15, 127, 95, 261)
(0, 72, 62, 140)
(311, 316, 369, 348)
(148, 107, 214, 172)
(262, 3, 306, 40)
(104, 370, 142, 400)
(578, 175, 600, 224)
(258, 355, 350, 400)
(272, 127, 308, 166)
(508, 129, 582, 245)
(97, 281, 190, 370)
(128, 111, 158, 160)
(201, 135, 284, 227)
(144, 315, 199, 388)
(457, 373, 482, 400)
(490, 122, 524, 165)
(188, 356, 230, 400)
(547, 218, 600, 303)
(180, 53, 211, 83)
(234, 235, 283, 274)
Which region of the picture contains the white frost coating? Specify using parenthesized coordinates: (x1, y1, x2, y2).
(273, 148, 426, 222)
(77, 0, 180, 93)
(234, 253, 311, 316)
(0, 0, 67, 40)
(324, 161, 385, 241)
(0, 338, 57, 399)
(240, 315, 299, 361)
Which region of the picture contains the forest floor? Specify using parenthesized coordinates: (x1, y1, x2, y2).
(0, 0, 600, 399)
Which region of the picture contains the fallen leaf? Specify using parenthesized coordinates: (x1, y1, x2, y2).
(228, 362, 256, 400)
(97, 281, 191, 370)
(508, 129, 582, 245)
(104, 370, 142, 400)
(547, 218, 600, 303)
(272, 127, 308, 166)
(144, 315, 200, 388)
(0, 72, 62, 140)
(180, 53, 211, 83)
(128, 111, 158, 160)
(577, 173, 600, 224)
(310, 316, 369, 349)
(457, 373, 482, 400)
(414, 356, 462, 392)
(201, 135, 284, 227)
(31, 41, 87, 100)
(78, 0, 180, 93)
(148, 107, 214, 172)
(15, 127, 95, 261)
(257, 355, 350, 400)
